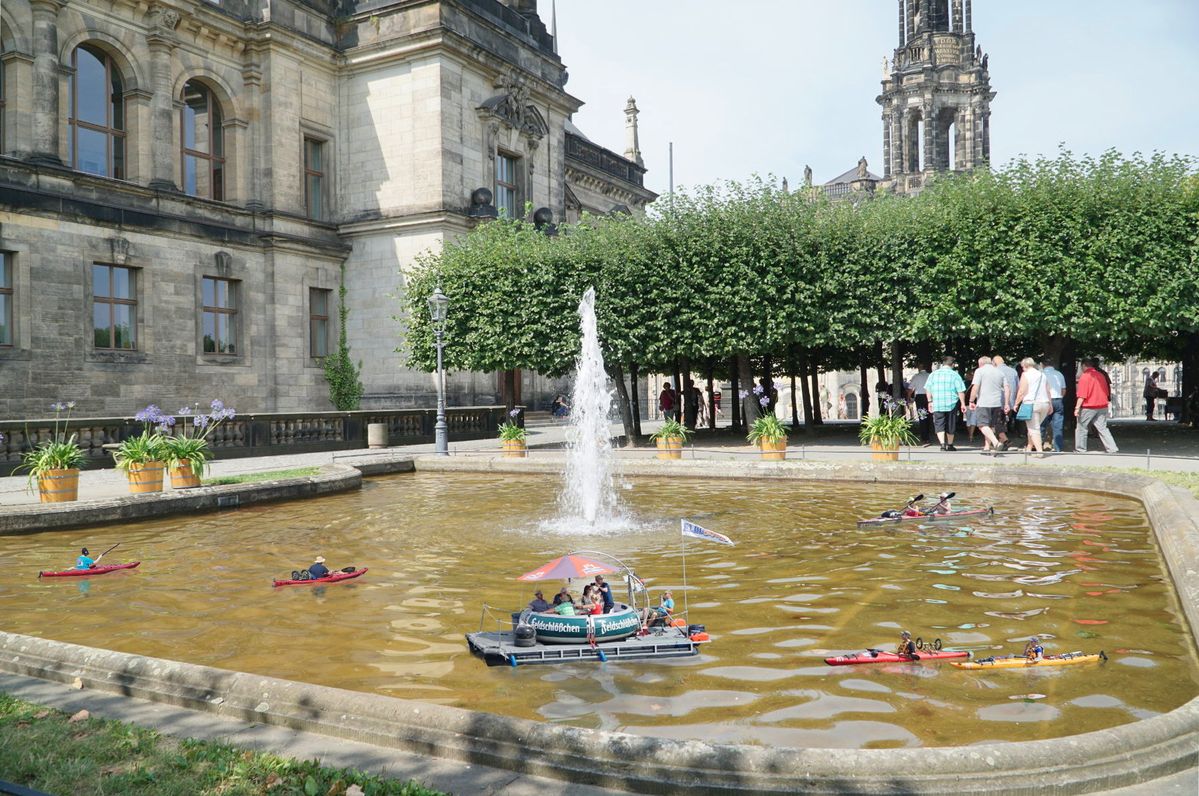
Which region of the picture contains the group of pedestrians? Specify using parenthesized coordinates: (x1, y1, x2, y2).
(920, 355, 1118, 456)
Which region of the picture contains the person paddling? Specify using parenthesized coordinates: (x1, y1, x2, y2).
(1024, 636, 1044, 661)
(924, 492, 955, 515)
(896, 630, 917, 657)
(307, 556, 330, 580)
(881, 494, 925, 519)
(74, 542, 119, 570)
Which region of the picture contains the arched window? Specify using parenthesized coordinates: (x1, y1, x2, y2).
(180, 80, 224, 200)
(68, 44, 125, 178)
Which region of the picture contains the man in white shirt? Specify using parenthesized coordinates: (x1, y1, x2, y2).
(993, 355, 1019, 447)
(969, 356, 1011, 454)
(907, 361, 932, 446)
(1040, 361, 1067, 452)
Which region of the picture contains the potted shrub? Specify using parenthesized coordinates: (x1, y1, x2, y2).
(498, 409, 526, 458)
(859, 411, 918, 461)
(162, 400, 237, 487)
(114, 405, 172, 494)
(651, 418, 691, 460)
(16, 402, 86, 503)
(747, 413, 788, 460)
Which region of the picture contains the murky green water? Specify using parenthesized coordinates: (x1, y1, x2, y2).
(0, 472, 1195, 748)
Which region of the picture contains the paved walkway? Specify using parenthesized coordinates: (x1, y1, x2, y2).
(4, 417, 1198, 506)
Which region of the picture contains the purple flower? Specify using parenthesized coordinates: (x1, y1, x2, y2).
(508, 409, 520, 418)
(135, 404, 163, 424)
(0, 432, 5, 444)
(752, 385, 764, 396)
(178, 406, 192, 416)
(738, 390, 749, 400)
(759, 396, 770, 408)
(211, 399, 225, 413)
(194, 415, 210, 429)
(218, 407, 236, 421)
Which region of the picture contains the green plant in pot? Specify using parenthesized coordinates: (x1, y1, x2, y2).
(498, 408, 526, 442)
(746, 414, 788, 446)
(651, 418, 691, 459)
(859, 411, 918, 453)
(115, 405, 172, 493)
(16, 401, 86, 502)
(162, 399, 237, 487)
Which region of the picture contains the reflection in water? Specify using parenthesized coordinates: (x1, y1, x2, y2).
(0, 473, 1195, 748)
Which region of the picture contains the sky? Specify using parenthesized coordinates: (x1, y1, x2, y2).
(548, 1, 1199, 195)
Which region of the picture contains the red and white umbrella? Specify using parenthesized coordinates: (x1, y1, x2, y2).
(517, 554, 618, 582)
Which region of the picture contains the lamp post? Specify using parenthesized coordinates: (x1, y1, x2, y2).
(428, 286, 450, 456)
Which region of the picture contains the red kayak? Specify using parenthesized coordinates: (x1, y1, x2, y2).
(825, 648, 971, 666)
(39, 561, 141, 578)
(273, 567, 367, 587)
(857, 507, 993, 527)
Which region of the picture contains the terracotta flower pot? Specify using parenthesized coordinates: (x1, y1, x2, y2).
(870, 439, 900, 461)
(170, 463, 202, 489)
(655, 436, 683, 460)
(38, 468, 80, 503)
(759, 438, 787, 461)
(501, 438, 527, 458)
(126, 460, 165, 493)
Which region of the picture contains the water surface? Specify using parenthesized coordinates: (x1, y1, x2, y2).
(0, 472, 1194, 748)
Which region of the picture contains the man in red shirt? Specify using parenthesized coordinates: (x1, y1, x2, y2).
(1074, 358, 1119, 453)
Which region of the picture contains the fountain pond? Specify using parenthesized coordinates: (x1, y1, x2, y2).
(0, 471, 1195, 749)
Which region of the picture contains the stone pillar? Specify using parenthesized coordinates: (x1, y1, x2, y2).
(623, 96, 642, 167)
(897, 0, 905, 46)
(922, 105, 935, 173)
(28, 0, 63, 165)
(981, 110, 990, 164)
(882, 114, 891, 177)
(893, 110, 905, 175)
(147, 6, 181, 190)
(965, 0, 972, 32)
(952, 0, 963, 33)
(917, 0, 930, 33)
(905, 0, 914, 41)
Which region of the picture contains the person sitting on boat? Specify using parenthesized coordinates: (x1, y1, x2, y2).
(528, 589, 550, 612)
(896, 630, 917, 656)
(581, 589, 603, 616)
(881, 496, 922, 519)
(554, 593, 577, 616)
(307, 556, 330, 580)
(925, 493, 953, 515)
(75, 548, 95, 570)
(1024, 636, 1044, 661)
(641, 591, 675, 628)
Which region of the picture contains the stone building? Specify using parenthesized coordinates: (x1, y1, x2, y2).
(0, 0, 654, 419)
(877, 0, 995, 194)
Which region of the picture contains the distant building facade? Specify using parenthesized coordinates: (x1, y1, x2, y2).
(0, 0, 653, 418)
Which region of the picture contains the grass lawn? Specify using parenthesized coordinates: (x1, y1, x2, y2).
(0, 693, 445, 796)
(204, 467, 322, 486)
(1097, 467, 1199, 499)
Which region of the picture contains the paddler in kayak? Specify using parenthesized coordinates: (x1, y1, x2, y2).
(896, 630, 917, 657)
(880, 495, 925, 519)
(307, 556, 330, 579)
(1024, 636, 1044, 661)
(75, 547, 95, 570)
(924, 492, 954, 516)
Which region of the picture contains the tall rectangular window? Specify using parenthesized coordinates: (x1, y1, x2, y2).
(201, 276, 238, 354)
(92, 264, 137, 350)
(304, 138, 325, 220)
(495, 152, 519, 218)
(309, 287, 331, 359)
(0, 253, 12, 347)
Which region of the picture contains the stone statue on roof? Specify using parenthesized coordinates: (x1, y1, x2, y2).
(803, 165, 813, 187)
(857, 156, 868, 179)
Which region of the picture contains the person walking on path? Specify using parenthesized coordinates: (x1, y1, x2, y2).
(993, 355, 1019, 447)
(1075, 358, 1119, 453)
(925, 356, 967, 451)
(969, 356, 1010, 454)
(658, 383, 677, 421)
(908, 362, 932, 446)
(1014, 358, 1053, 457)
(1041, 361, 1067, 452)
(1144, 371, 1161, 421)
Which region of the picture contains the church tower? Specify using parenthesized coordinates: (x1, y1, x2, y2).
(878, 0, 995, 193)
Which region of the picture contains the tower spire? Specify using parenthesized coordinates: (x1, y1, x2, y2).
(624, 97, 643, 167)
(551, 0, 557, 54)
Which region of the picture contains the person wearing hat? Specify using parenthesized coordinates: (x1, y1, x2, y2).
(1024, 636, 1044, 661)
(308, 556, 330, 580)
(896, 630, 917, 657)
(528, 589, 550, 612)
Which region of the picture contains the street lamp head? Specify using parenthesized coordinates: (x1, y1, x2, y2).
(427, 286, 450, 327)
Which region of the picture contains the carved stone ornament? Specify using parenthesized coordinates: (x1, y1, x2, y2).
(151, 5, 181, 34)
(214, 251, 232, 272)
(477, 72, 547, 140)
(109, 237, 131, 265)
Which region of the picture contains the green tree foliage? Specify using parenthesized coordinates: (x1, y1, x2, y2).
(323, 270, 364, 411)
(401, 149, 1199, 423)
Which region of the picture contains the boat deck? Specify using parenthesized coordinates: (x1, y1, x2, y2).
(466, 624, 702, 667)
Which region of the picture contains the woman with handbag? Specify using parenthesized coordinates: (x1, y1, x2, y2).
(1014, 358, 1053, 457)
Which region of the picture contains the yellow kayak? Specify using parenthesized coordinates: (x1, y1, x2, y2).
(952, 651, 1106, 670)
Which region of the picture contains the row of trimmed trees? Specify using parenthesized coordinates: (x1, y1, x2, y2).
(402, 149, 1199, 442)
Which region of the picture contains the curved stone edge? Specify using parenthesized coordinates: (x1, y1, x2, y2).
(0, 463, 374, 535)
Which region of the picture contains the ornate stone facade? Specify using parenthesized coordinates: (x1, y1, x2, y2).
(877, 0, 995, 194)
(0, 0, 653, 417)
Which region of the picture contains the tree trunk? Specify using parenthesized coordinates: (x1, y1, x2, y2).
(799, 348, 815, 429)
(738, 354, 761, 425)
(503, 369, 517, 414)
(706, 361, 717, 431)
(610, 363, 636, 447)
(891, 340, 905, 407)
(808, 354, 823, 425)
(730, 357, 741, 432)
(1061, 338, 1077, 436)
(673, 357, 684, 424)
(1182, 333, 1199, 426)
(630, 363, 643, 437)
(859, 351, 870, 419)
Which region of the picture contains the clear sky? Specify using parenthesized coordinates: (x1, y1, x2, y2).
(549, 0, 1199, 195)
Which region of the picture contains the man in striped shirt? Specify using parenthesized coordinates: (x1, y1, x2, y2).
(925, 356, 968, 451)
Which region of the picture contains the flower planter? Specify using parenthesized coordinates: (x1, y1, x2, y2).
(169, 463, 202, 489)
(759, 438, 787, 461)
(501, 439, 527, 458)
(870, 440, 900, 461)
(655, 436, 684, 460)
(126, 460, 165, 493)
(37, 468, 80, 503)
